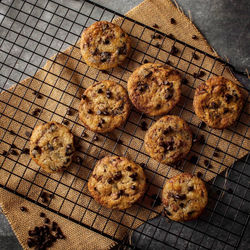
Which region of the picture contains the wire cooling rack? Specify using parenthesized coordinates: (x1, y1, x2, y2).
(0, 0, 249, 249)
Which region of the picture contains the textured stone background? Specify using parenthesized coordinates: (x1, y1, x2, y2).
(0, 0, 249, 249)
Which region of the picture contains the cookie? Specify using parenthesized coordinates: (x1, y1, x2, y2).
(88, 156, 146, 210)
(78, 80, 130, 133)
(127, 63, 182, 116)
(80, 21, 131, 70)
(30, 121, 75, 173)
(162, 173, 208, 221)
(144, 115, 192, 164)
(193, 76, 243, 129)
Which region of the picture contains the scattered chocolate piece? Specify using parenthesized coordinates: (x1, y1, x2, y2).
(155, 42, 161, 48)
(10, 149, 18, 156)
(10, 130, 16, 135)
(44, 218, 50, 224)
(76, 156, 83, 165)
(156, 103, 161, 109)
(2, 150, 8, 156)
(140, 163, 146, 168)
(81, 94, 87, 100)
(140, 121, 148, 131)
(93, 136, 99, 141)
(66, 108, 73, 116)
(62, 120, 69, 126)
(101, 70, 109, 74)
(126, 166, 132, 171)
(198, 134, 205, 144)
(11, 144, 17, 149)
(20, 206, 27, 212)
(192, 35, 198, 40)
(65, 144, 73, 156)
(114, 171, 122, 181)
(170, 45, 178, 55)
(81, 131, 87, 138)
(87, 109, 93, 114)
(117, 139, 123, 144)
(107, 178, 113, 184)
(170, 18, 176, 24)
(179, 203, 185, 208)
(144, 59, 149, 63)
(198, 121, 206, 129)
(169, 33, 175, 39)
(182, 78, 188, 85)
(131, 185, 136, 190)
(166, 60, 172, 65)
(153, 23, 159, 28)
(213, 152, 219, 157)
(129, 172, 137, 181)
(204, 159, 210, 167)
(21, 148, 30, 154)
(197, 172, 203, 178)
(151, 194, 161, 207)
(32, 108, 41, 117)
(25, 131, 31, 138)
(52, 222, 58, 231)
(40, 212, 46, 217)
(192, 53, 199, 60)
(106, 90, 112, 99)
(227, 188, 233, 194)
(188, 186, 194, 192)
(190, 155, 198, 164)
(97, 88, 103, 94)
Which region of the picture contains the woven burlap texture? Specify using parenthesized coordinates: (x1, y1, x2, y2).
(0, 0, 249, 249)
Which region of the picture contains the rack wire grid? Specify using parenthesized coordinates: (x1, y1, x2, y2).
(0, 0, 249, 249)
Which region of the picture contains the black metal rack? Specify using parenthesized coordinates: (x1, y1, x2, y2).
(0, 0, 249, 249)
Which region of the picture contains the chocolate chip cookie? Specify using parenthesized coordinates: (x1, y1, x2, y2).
(144, 115, 192, 164)
(193, 76, 243, 129)
(78, 80, 130, 133)
(88, 156, 146, 210)
(80, 21, 131, 70)
(162, 173, 208, 221)
(30, 121, 75, 173)
(127, 63, 182, 116)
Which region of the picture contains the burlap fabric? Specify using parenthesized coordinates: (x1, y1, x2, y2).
(0, 0, 249, 249)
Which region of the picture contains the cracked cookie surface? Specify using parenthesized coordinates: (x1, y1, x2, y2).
(30, 121, 75, 173)
(144, 115, 192, 164)
(88, 156, 146, 210)
(80, 21, 131, 70)
(127, 63, 182, 116)
(193, 76, 243, 129)
(78, 80, 130, 133)
(162, 173, 208, 221)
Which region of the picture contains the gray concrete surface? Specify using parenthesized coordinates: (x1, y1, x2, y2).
(0, 0, 249, 249)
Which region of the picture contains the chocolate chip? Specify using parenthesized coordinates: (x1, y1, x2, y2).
(100, 52, 111, 62)
(93, 136, 98, 141)
(27, 238, 36, 248)
(190, 155, 198, 164)
(103, 38, 110, 45)
(192, 35, 198, 40)
(197, 172, 203, 178)
(118, 190, 124, 196)
(129, 172, 137, 181)
(198, 134, 205, 144)
(118, 44, 127, 55)
(211, 102, 218, 109)
(153, 23, 159, 28)
(2, 150, 8, 156)
(169, 33, 175, 38)
(170, 45, 178, 55)
(126, 166, 132, 171)
(10, 149, 18, 156)
(140, 163, 146, 168)
(32, 108, 41, 117)
(199, 71, 205, 77)
(40, 212, 46, 217)
(138, 83, 148, 93)
(66, 108, 73, 116)
(114, 171, 122, 181)
(21, 148, 30, 154)
(131, 185, 136, 190)
(213, 152, 219, 157)
(87, 109, 93, 114)
(117, 139, 123, 144)
(81, 131, 87, 138)
(204, 159, 210, 167)
(106, 90, 112, 98)
(155, 42, 161, 48)
(182, 78, 188, 85)
(163, 126, 173, 134)
(175, 194, 186, 200)
(65, 144, 73, 156)
(144, 59, 149, 63)
(52, 222, 58, 231)
(62, 120, 69, 126)
(223, 108, 229, 114)
(107, 178, 113, 184)
(97, 89, 103, 94)
(192, 53, 199, 60)
(188, 186, 194, 192)
(179, 203, 185, 208)
(170, 18, 176, 24)
(198, 121, 206, 129)
(20, 206, 27, 212)
(45, 218, 50, 224)
(160, 140, 174, 152)
(165, 91, 173, 100)
(47, 143, 54, 151)
(141, 121, 148, 131)
(156, 103, 161, 109)
(81, 94, 87, 100)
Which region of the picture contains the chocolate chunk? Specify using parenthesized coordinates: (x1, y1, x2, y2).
(129, 172, 137, 181)
(9, 149, 18, 156)
(179, 203, 185, 208)
(163, 126, 173, 134)
(106, 90, 112, 98)
(170, 18, 176, 24)
(81, 94, 87, 100)
(92, 48, 99, 56)
(52, 222, 58, 231)
(144, 59, 149, 63)
(40, 212, 46, 217)
(155, 42, 161, 48)
(192, 53, 199, 60)
(47, 143, 54, 151)
(223, 108, 229, 114)
(32, 146, 41, 157)
(194, 71, 205, 78)
(211, 102, 218, 109)
(192, 35, 198, 40)
(103, 38, 110, 45)
(117, 139, 123, 144)
(11, 144, 17, 149)
(126, 166, 132, 171)
(156, 103, 161, 109)
(118, 44, 127, 55)
(213, 152, 219, 157)
(182, 78, 188, 85)
(225, 94, 233, 103)
(204, 159, 210, 167)
(190, 155, 198, 164)
(199, 121, 206, 129)
(32, 108, 41, 117)
(170, 45, 178, 55)
(114, 171, 122, 180)
(140, 163, 146, 168)
(93, 136, 98, 141)
(118, 190, 124, 196)
(131, 185, 136, 190)
(198, 134, 205, 144)
(153, 24, 159, 28)
(21, 148, 30, 154)
(62, 119, 69, 125)
(175, 194, 186, 200)
(65, 144, 73, 156)
(27, 238, 36, 248)
(97, 88, 103, 94)
(197, 172, 203, 178)
(165, 91, 173, 100)
(66, 108, 73, 116)
(45, 218, 50, 224)
(2, 150, 8, 156)
(138, 83, 148, 93)
(20, 206, 27, 212)
(160, 140, 174, 152)
(169, 33, 175, 38)
(188, 186, 194, 192)
(107, 178, 113, 184)
(87, 109, 93, 114)
(100, 52, 111, 62)
(141, 121, 148, 131)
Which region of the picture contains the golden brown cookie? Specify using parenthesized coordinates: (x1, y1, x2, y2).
(80, 21, 131, 70)
(78, 80, 130, 133)
(144, 115, 192, 164)
(193, 76, 243, 129)
(162, 173, 208, 221)
(88, 156, 146, 210)
(30, 121, 75, 173)
(127, 63, 182, 116)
